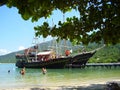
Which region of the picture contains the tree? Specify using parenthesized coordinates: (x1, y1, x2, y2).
(0, 0, 120, 45)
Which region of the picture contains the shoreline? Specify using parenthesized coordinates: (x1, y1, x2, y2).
(1, 80, 120, 90)
(0, 63, 120, 90)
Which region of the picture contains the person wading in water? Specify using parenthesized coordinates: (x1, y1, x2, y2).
(20, 67, 25, 75)
(42, 68, 47, 75)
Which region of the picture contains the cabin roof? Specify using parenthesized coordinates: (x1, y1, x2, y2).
(37, 50, 53, 55)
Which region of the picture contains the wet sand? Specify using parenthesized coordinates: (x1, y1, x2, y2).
(1, 80, 120, 90)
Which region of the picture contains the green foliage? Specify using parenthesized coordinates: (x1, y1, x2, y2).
(0, 0, 120, 45)
(0, 52, 16, 63)
(89, 43, 120, 63)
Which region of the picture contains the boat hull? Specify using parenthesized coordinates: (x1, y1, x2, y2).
(16, 57, 72, 69)
(15, 51, 96, 69)
(66, 51, 96, 68)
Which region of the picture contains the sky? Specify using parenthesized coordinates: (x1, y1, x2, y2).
(0, 5, 79, 56)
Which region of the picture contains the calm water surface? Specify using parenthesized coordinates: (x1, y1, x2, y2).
(0, 63, 120, 88)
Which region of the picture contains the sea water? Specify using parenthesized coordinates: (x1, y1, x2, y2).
(0, 63, 120, 88)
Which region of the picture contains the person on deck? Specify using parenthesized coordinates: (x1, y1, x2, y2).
(65, 50, 71, 56)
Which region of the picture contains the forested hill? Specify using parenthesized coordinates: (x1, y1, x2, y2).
(89, 44, 120, 63)
(0, 40, 120, 63)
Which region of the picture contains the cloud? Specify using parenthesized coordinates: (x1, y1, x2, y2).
(0, 49, 11, 55)
(18, 46, 25, 50)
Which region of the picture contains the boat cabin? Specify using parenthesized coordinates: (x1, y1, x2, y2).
(37, 50, 56, 61)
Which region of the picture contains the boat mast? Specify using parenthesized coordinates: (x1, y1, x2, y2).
(63, 13, 67, 56)
(32, 36, 39, 61)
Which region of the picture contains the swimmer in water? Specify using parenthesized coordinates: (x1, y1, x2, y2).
(20, 67, 25, 75)
(42, 68, 47, 75)
(8, 70, 10, 73)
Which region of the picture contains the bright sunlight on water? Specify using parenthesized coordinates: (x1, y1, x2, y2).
(0, 63, 120, 88)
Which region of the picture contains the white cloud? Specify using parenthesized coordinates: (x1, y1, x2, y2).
(18, 46, 25, 50)
(0, 49, 11, 55)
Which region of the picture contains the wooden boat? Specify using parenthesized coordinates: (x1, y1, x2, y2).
(66, 50, 96, 68)
(16, 49, 72, 69)
(15, 37, 96, 69)
(66, 44, 105, 68)
(15, 48, 96, 69)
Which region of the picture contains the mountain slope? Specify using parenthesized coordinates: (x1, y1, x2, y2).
(0, 40, 120, 63)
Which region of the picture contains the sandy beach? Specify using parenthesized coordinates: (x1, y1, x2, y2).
(1, 80, 120, 90)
